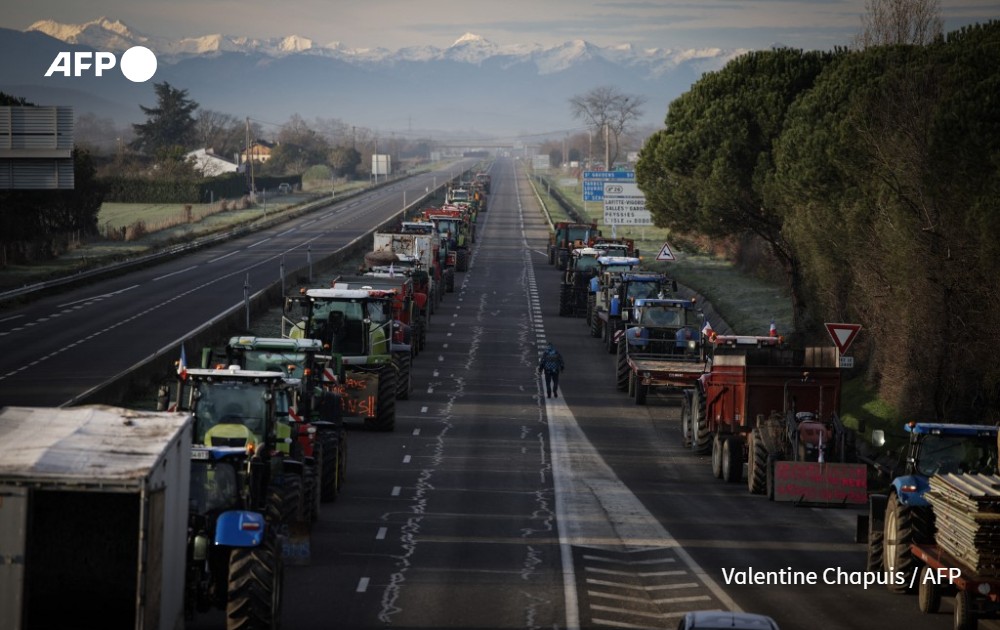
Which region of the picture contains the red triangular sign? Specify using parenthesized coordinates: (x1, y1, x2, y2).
(825, 323, 861, 354)
(656, 242, 675, 261)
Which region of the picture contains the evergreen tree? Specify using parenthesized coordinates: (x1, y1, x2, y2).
(131, 82, 199, 155)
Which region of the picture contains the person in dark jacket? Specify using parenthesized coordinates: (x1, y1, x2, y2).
(537, 343, 565, 398)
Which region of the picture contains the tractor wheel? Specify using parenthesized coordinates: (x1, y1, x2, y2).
(266, 474, 302, 526)
(866, 506, 885, 571)
(548, 246, 555, 265)
(456, 250, 469, 272)
(366, 365, 397, 432)
(748, 429, 767, 495)
(711, 434, 723, 479)
(586, 295, 596, 327)
(883, 493, 919, 593)
(722, 435, 742, 483)
(680, 395, 692, 448)
(628, 370, 636, 398)
(691, 387, 712, 455)
(226, 542, 282, 630)
(559, 285, 571, 316)
(302, 462, 320, 523)
(841, 428, 858, 463)
(590, 313, 601, 338)
(446, 269, 455, 293)
(615, 337, 630, 392)
(918, 566, 942, 614)
(419, 320, 427, 352)
(393, 353, 411, 401)
(410, 322, 421, 358)
(765, 455, 780, 501)
(635, 379, 648, 405)
(319, 433, 339, 503)
(954, 590, 977, 630)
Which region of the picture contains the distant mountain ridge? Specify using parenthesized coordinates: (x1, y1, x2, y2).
(7, 18, 749, 136)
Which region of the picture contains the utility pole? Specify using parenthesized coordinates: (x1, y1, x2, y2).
(604, 122, 610, 171)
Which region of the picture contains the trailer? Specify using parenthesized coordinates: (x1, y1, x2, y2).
(0, 406, 192, 630)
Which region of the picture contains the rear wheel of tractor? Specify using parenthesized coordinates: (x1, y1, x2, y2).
(711, 434, 723, 479)
(615, 337, 630, 392)
(841, 428, 858, 463)
(918, 566, 942, 614)
(303, 463, 319, 523)
(319, 434, 339, 503)
(628, 370, 636, 398)
(680, 396, 692, 448)
(590, 313, 601, 338)
(586, 295, 596, 327)
(883, 493, 917, 593)
(954, 590, 977, 630)
(635, 379, 648, 405)
(446, 270, 455, 293)
(548, 246, 555, 265)
(393, 353, 411, 400)
(748, 429, 767, 495)
(722, 435, 742, 483)
(765, 455, 780, 501)
(456, 250, 469, 272)
(691, 388, 712, 455)
(226, 540, 282, 630)
(559, 285, 571, 316)
(366, 365, 397, 432)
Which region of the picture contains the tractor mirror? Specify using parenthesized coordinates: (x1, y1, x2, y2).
(871, 429, 886, 448)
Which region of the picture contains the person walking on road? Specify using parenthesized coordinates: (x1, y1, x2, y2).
(537, 343, 565, 398)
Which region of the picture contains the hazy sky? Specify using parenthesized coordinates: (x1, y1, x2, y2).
(3, 0, 998, 51)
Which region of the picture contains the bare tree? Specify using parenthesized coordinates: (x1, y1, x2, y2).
(569, 86, 645, 167)
(195, 109, 244, 157)
(854, 0, 943, 48)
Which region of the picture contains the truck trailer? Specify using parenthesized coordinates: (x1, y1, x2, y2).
(0, 405, 192, 630)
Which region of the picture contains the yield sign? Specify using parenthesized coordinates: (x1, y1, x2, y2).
(656, 242, 676, 261)
(825, 323, 862, 354)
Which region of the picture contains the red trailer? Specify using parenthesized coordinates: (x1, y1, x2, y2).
(684, 335, 864, 504)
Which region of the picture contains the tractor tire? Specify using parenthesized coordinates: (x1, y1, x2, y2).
(711, 434, 723, 479)
(766, 455, 780, 501)
(615, 337, 630, 392)
(954, 590, 977, 630)
(590, 312, 601, 338)
(226, 542, 282, 630)
(558, 285, 571, 316)
(548, 246, 555, 265)
(691, 387, 712, 455)
(365, 365, 397, 431)
(586, 295, 596, 327)
(266, 474, 302, 526)
(918, 566, 942, 614)
(722, 435, 742, 483)
(883, 493, 920, 593)
(841, 428, 858, 463)
(635, 379, 648, 405)
(410, 322, 421, 357)
(446, 269, 455, 293)
(319, 433, 339, 503)
(456, 249, 469, 272)
(747, 429, 767, 495)
(680, 395, 692, 448)
(866, 510, 885, 572)
(302, 463, 320, 523)
(393, 353, 411, 401)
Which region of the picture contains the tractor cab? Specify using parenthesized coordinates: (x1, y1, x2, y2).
(624, 298, 705, 359)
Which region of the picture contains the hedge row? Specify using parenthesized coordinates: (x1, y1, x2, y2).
(100, 173, 303, 203)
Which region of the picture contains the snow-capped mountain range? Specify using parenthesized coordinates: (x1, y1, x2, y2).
(4, 17, 749, 136)
(27, 17, 739, 77)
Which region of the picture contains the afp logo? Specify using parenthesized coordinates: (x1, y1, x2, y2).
(44, 46, 157, 83)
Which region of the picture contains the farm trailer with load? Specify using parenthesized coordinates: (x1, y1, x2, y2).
(863, 422, 998, 584)
(615, 297, 707, 405)
(0, 406, 191, 630)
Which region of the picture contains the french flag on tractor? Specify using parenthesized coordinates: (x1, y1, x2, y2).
(769, 319, 778, 337)
(176, 344, 188, 380)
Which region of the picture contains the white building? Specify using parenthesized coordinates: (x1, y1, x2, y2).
(185, 148, 239, 177)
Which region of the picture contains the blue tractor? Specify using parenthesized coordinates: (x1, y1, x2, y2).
(186, 445, 283, 628)
(865, 422, 998, 592)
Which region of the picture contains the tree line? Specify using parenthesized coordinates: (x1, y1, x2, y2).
(636, 20, 1000, 421)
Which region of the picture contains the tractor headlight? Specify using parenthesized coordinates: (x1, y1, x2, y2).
(978, 583, 991, 595)
(193, 534, 209, 561)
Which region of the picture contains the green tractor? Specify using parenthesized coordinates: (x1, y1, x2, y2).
(225, 336, 347, 505)
(283, 287, 398, 431)
(161, 366, 308, 528)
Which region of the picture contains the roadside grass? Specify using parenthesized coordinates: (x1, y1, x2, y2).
(532, 167, 889, 436)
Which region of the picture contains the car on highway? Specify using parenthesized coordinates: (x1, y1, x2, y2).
(677, 610, 780, 630)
